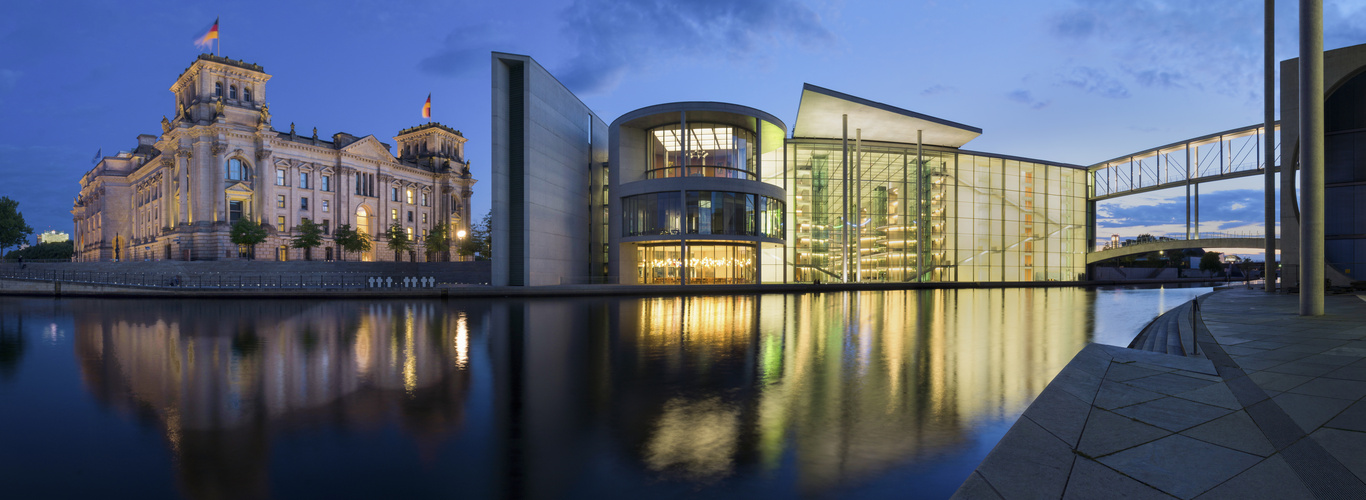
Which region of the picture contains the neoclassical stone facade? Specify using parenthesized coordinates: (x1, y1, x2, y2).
(73, 54, 476, 262)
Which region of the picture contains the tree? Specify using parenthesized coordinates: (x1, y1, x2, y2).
(1200, 251, 1223, 275)
(0, 197, 34, 258)
(5, 241, 73, 261)
(291, 219, 324, 261)
(229, 218, 268, 260)
(425, 221, 451, 262)
(385, 223, 413, 262)
(334, 224, 371, 261)
(460, 210, 492, 261)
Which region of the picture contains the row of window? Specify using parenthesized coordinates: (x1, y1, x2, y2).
(276, 195, 331, 213)
(213, 82, 253, 102)
(388, 208, 429, 225)
(623, 191, 785, 239)
(390, 186, 430, 206)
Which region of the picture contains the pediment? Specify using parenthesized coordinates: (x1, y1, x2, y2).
(225, 181, 254, 195)
(341, 135, 396, 162)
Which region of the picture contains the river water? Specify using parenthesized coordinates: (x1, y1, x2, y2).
(0, 286, 1209, 499)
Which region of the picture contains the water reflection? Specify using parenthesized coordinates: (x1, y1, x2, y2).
(607, 290, 1093, 494)
(0, 310, 24, 381)
(71, 300, 474, 499)
(11, 288, 1135, 498)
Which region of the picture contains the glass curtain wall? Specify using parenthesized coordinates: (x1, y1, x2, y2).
(948, 154, 1087, 282)
(647, 123, 756, 180)
(789, 141, 1087, 283)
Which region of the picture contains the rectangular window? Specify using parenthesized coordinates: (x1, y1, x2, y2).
(407, 211, 413, 223)
(276, 169, 286, 186)
(355, 173, 362, 195)
(299, 172, 309, 189)
(277, 216, 286, 232)
(406, 189, 414, 205)
(421, 193, 428, 206)
(392, 187, 399, 202)
(322, 200, 329, 213)
(301, 197, 309, 210)
(406, 227, 413, 238)
(322, 219, 330, 235)
(277, 195, 286, 208)
(392, 208, 398, 221)
(228, 200, 243, 223)
(321, 175, 331, 192)
(421, 213, 427, 224)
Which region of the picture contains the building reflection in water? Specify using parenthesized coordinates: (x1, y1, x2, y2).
(609, 289, 1093, 493)
(72, 300, 476, 499)
(60, 288, 1095, 498)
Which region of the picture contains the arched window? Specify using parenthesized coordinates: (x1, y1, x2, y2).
(227, 158, 244, 181)
(214, 82, 223, 97)
(229, 85, 238, 100)
(243, 88, 253, 102)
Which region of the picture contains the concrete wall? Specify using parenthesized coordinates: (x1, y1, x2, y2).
(1280, 44, 1366, 289)
(491, 53, 606, 286)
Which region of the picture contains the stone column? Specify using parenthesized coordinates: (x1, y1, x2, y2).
(1265, 0, 1278, 292)
(1300, 0, 1325, 315)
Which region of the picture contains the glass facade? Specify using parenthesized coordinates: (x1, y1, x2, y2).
(624, 191, 784, 239)
(637, 242, 756, 285)
(623, 192, 682, 237)
(788, 140, 1087, 283)
(646, 123, 756, 180)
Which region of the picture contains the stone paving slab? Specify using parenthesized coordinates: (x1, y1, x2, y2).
(955, 290, 1366, 499)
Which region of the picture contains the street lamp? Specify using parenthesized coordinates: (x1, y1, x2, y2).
(456, 229, 467, 262)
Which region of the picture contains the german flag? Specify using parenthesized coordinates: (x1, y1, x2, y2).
(194, 18, 219, 49)
(422, 94, 432, 119)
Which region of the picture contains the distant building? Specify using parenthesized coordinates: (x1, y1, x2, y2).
(38, 230, 70, 244)
(72, 54, 477, 262)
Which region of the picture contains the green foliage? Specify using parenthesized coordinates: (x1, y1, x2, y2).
(458, 210, 492, 260)
(229, 218, 268, 259)
(1200, 252, 1224, 274)
(290, 219, 324, 260)
(0, 197, 34, 257)
(4, 240, 73, 261)
(385, 223, 413, 261)
(425, 220, 450, 261)
(333, 224, 368, 261)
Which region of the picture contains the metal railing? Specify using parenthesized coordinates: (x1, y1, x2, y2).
(0, 269, 459, 290)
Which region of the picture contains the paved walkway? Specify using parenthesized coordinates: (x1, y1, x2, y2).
(956, 289, 1366, 499)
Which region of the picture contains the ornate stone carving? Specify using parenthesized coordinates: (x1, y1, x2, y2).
(176, 148, 192, 159)
(259, 103, 271, 126)
(161, 116, 172, 134)
(211, 143, 226, 155)
(214, 98, 225, 118)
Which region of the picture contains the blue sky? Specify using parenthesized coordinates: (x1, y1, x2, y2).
(3, 0, 1364, 249)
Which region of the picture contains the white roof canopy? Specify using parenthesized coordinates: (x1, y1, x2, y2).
(793, 84, 982, 148)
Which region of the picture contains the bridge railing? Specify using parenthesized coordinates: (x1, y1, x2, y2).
(1090, 123, 1279, 201)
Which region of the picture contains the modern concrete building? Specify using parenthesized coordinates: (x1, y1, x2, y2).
(492, 54, 1090, 286)
(72, 54, 477, 263)
(490, 53, 608, 286)
(1279, 43, 1366, 289)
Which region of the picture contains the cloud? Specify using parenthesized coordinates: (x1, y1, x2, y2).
(419, 23, 520, 77)
(921, 84, 955, 96)
(1058, 66, 1129, 99)
(1045, 0, 1263, 98)
(555, 0, 836, 94)
(1098, 188, 1271, 238)
(1007, 89, 1050, 109)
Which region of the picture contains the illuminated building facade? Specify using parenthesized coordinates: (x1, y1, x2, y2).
(495, 55, 1090, 285)
(72, 54, 477, 262)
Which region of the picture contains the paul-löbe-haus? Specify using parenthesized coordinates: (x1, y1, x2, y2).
(494, 54, 1089, 286)
(73, 54, 477, 262)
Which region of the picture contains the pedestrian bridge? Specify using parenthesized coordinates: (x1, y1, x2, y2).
(1086, 235, 1278, 264)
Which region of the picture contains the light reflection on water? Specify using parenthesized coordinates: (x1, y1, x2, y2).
(0, 286, 1209, 499)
